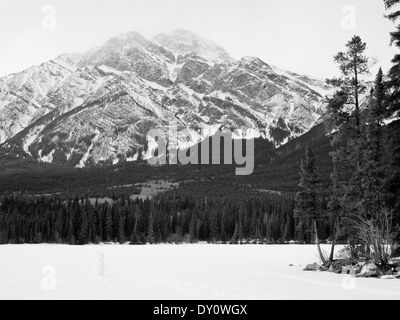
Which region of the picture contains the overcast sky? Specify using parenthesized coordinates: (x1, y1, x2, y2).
(0, 0, 397, 79)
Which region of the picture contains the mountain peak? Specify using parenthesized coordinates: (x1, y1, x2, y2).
(169, 29, 199, 37)
(0, 29, 331, 167)
(153, 30, 233, 64)
(113, 31, 145, 40)
(106, 31, 151, 48)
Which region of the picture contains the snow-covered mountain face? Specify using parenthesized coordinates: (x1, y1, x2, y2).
(0, 30, 331, 167)
(153, 29, 233, 65)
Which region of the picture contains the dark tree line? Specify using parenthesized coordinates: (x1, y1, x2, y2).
(0, 192, 334, 245)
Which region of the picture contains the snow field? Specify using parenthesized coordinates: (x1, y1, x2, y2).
(0, 244, 399, 300)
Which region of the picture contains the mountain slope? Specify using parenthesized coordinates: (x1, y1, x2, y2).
(0, 30, 332, 167)
(0, 54, 81, 143)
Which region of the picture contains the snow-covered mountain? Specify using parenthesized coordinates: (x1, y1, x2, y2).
(0, 30, 332, 167)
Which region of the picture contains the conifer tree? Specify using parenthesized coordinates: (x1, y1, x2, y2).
(146, 212, 155, 244)
(209, 208, 219, 243)
(220, 208, 228, 243)
(67, 218, 75, 245)
(327, 36, 370, 138)
(362, 69, 387, 217)
(79, 211, 89, 245)
(384, 0, 400, 116)
(118, 214, 126, 244)
(282, 215, 291, 242)
(189, 214, 197, 243)
(55, 210, 64, 243)
(326, 36, 372, 254)
(231, 220, 239, 244)
(384, 0, 400, 219)
(326, 36, 370, 181)
(294, 146, 327, 264)
(105, 206, 113, 242)
(265, 215, 273, 243)
(237, 218, 244, 244)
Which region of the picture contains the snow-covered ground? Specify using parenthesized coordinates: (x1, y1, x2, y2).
(0, 245, 399, 300)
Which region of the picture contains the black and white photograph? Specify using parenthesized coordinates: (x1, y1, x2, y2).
(0, 0, 400, 302)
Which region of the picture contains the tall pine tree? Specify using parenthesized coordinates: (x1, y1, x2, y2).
(326, 36, 372, 254)
(361, 69, 387, 218)
(384, 0, 400, 221)
(294, 146, 327, 264)
(327, 36, 370, 142)
(384, 0, 400, 116)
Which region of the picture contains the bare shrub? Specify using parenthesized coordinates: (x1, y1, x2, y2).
(352, 208, 397, 265)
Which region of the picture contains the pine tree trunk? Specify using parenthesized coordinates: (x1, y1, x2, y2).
(329, 240, 336, 262)
(354, 66, 363, 172)
(329, 220, 337, 262)
(314, 219, 327, 265)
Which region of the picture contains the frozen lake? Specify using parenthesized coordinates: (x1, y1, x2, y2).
(0, 244, 399, 300)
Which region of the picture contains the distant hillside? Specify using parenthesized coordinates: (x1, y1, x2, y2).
(0, 122, 333, 196)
